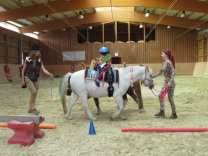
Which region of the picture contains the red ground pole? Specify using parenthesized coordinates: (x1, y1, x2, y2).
(122, 128, 208, 132)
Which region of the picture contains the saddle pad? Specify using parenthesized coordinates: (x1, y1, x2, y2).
(112, 69, 119, 83)
(85, 69, 119, 83)
(85, 69, 98, 80)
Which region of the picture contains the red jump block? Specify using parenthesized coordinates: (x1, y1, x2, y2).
(7, 120, 45, 146)
(33, 123, 45, 138)
(8, 120, 35, 146)
(34, 116, 45, 138)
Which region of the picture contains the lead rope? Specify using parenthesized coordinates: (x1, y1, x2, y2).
(151, 86, 168, 99)
(50, 74, 54, 99)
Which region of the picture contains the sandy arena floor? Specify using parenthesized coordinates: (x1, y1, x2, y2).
(0, 75, 208, 156)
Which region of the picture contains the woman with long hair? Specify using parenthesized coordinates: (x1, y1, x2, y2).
(21, 44, 53, 114)
(153, 49, 177, 119)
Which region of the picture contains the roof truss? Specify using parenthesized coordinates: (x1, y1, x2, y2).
(21, 10, 208, 33)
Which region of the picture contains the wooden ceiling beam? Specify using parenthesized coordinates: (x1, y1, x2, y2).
(76, 22, 108, 29)
(21, 10, 208, 33)
(1, 0, 208, 22)
(3, 0, 35, 25)
(30, 0, 56, 22)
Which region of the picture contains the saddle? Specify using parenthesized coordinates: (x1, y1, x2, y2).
(84, 68, 119, 97)
(85, 68, 119, 83)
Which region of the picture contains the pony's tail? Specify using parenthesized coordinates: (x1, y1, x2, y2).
(59, 72, 72, 113)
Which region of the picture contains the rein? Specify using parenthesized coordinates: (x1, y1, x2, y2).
(151, 86, 168, 100)
(151, 88, 161, 96)
(142, 66, 163, 97)
(144, 67, 153, 84)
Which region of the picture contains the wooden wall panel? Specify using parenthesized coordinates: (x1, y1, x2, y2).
(198, 40, 203, 48)
(41, 63, 195, 77)
(198, 57, 203, 62)
(0, 33, 4, 41)
(197, 32, 208, 62)
(193, 62, 206, 75)
(203, 62, 208, 75)
(206, 47, 208, 61)
(0, 64, 21, 81)
(198, 49, 203, 56)
(136, 43, 145, 63)
(38, 25, 197, 66)
(0, 27, 39, 64)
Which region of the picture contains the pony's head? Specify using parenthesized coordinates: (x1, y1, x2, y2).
(143, 66, 154, 89)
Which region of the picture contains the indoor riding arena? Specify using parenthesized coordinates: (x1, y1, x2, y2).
(1, 0, 208, 155)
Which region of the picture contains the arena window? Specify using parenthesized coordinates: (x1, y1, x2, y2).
(130, 23, 144, 42)
(104, 22, 115, 43)
(145, 26, 156, 42)
(117, 22, 128, 43)
(89, 24, 102, 43)
(78, 27, 87, 43)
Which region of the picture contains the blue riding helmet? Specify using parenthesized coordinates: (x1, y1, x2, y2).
(99, 47, 109, 53)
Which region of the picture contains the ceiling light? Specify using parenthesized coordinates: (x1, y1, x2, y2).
(139, 22, 143, 28)
(145, 10, 150, 17)
(18, 0, 25, 4)
(79, 11, 84, 19)
(181, 11, 186, 18)
(167, 25, 171, 29)
(88, 24, 93, 29)
(45, 15, 50, 21)
(62, 28, 66, 31)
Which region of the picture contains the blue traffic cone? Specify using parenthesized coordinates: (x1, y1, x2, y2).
(89, 120, 96, 135)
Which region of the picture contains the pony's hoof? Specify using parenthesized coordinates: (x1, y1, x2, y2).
(120, 116, 127, 120)
(109, 116, 114, 121)
(68, 116, 73, 120)
(66, 115, 73, 120)
(91, 117, 97, 121)
(139, 108, 145, 113)
(96, 110, 101, 115)
(139, 109, 143, 113)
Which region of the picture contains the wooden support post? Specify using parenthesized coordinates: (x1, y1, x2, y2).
(5, 30, 9, 63)
(143, 23, 146, 41)
(203, 37, 206, 62)
(18, 30, 22, 64)
(115, 21, 117, 42)
(102, 22, 104, 45)
(87, 24, 89, 43)
(206, 38, 208, 61)
(128, 21, 130, 42)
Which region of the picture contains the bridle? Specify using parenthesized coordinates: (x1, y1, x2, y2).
(142, 67, 153, 84)
(142, 67, 166, 97)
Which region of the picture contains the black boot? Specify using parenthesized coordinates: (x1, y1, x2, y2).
(154, 110, 165, 117)
(169, 113, 177, 119)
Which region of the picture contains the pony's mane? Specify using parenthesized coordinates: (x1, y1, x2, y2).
(117, 65, 146, 73)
